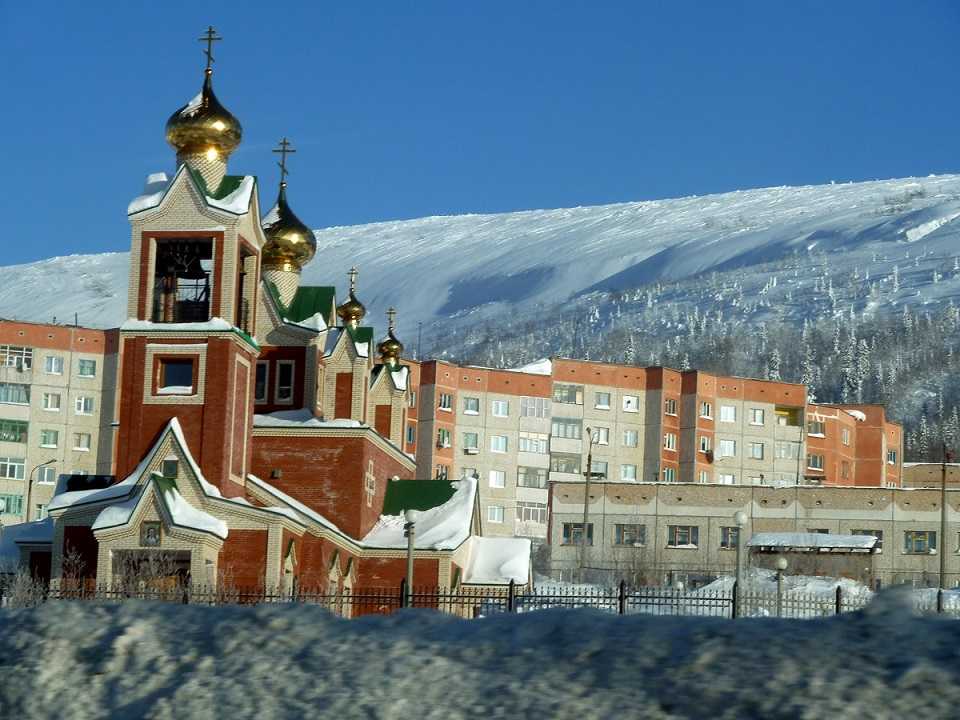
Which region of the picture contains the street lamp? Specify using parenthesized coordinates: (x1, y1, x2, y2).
(775, 556, 788, 617)
(578, 427, 605, 584)
(733, 510, 748, 614)
(25, 459, 56, 523)
(404, 509, 418, 607)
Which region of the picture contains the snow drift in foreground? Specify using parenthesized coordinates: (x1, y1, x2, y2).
(1, 589, 959, 719)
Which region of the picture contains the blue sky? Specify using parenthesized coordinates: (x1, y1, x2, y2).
(0, 1, 957, 265)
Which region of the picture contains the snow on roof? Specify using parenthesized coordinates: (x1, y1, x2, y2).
(120, 317, 234, 332)
(206, 175, 256, 215)
(363, 477, 476, 551)
(162, 486, 228, 539)
(247, 474, 345, 535)
(845, 409, 867, 422)
(747, 532, 878, 550)
(513, 358, 552, 375)
(128, 172, 172, 214)
(48, 451, 146, 511)
(91, 486, 145, 531)
(253, 409, 364, 429)
(461, 536, 531, 585)
(289, 312, 327, 333)
(0, 518, 54, 566)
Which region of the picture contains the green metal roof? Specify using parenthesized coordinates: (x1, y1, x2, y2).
(185, 165, 247, 200)
(265, 282, 336, 327)
(381, 479, 458, 516)
(346, 325, 374, 345)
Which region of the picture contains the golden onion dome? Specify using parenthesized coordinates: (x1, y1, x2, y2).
(377, 308, 404, 365)
(165, 69, 242, 160)
(336, 291, 367, 327)
(261, 185, 317, 271)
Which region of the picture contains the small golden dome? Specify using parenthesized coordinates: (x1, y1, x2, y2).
(261, 185, 316, 271)
(377, 308, 404, 365)
(336, 291, 366, 327)
(166, 70, 242, 159)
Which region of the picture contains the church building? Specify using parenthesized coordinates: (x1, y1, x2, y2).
(5, 29, 529, 595)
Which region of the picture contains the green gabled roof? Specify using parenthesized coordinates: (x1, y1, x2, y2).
(185, 164, 246, 200)
(265, 282, 336, 327)
(382, 479, 458, 516)
(346, 325, 374, 344)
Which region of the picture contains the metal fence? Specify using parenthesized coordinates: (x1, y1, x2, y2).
(4, 578, 960, 619)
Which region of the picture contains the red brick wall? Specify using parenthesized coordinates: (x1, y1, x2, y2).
(335, 372, 353, 418)
(231, 358, 249, 478)
(356, 556, 440, 588)
(375, 405, 392, 437)
(253, 346, 307, 413)
(219, 529, 267, 588)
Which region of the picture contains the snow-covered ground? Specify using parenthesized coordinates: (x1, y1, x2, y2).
(1, 588, 960, 718)
(2, 175, 959, 343)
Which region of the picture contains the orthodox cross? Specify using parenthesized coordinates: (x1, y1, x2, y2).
(273, 137, 296, 185)
(348, 266, 358, 293)
(198, 26, 222, 71)
(387, 307, 397, 332)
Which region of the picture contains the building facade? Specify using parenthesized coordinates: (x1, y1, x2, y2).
(0, 321, 118, 525)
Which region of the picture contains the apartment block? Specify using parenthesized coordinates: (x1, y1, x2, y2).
(0, 320, 119, 525)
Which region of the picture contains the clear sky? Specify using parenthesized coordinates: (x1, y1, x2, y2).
(1, 1, 957, 265)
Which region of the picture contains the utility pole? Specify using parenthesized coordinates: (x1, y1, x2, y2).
(25, 459, 56, 522)
(404, 509, 417, 606)
(941, 444, 953, 590)
(578, 428, 604, 584)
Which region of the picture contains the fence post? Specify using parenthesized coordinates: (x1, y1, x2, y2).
(731, 580, 738, 619)
(618, 580, 626, 615)
(399, 578, 407, 609)
(938, 588, 944, 614)
(835, 586, 842, 615)
(507, 579, 515, 613)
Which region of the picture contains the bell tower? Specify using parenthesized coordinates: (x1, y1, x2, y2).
(115, 28, 265, 497)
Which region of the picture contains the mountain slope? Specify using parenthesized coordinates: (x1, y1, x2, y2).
(2, 175, 959, 338)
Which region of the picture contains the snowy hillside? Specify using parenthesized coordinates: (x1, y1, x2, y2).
(1, 175, 959, 340)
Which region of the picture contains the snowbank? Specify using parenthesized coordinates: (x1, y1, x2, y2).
(460, 536, 531, 585)
(1, 588, 959, 718)
(253, 409, 364, 429)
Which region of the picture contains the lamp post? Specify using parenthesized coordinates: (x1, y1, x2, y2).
(775, 556, 788, 618)
(25, 459, 56, 523)
(733, 510, 748, 615)
(940, 445, 953, 590)
(578, 427, 605, 584)
(404, 509, 418, 607)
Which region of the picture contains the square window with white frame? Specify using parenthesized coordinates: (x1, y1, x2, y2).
(437, 428, 451, 447)
(37, 465, 56, 484)
(463, 396, 480, 414)
(39, 429, 58, 448)
(594, 391, 611, 409)
(0, 457, 25, 480)
(663, 432, 677, 451)
(42, 392, 61, 412)
(78, 359, 97, 378)
(749, 442, 764, 460)
(75, 396, 94, 415)
(614, 523, 645, 546)
(438, 393, 453, 411)
(520, 396, 550, 418)
(463, 432, 479, 450)
(490, 435, 508, 453)
(620, 464, 637, 481)
(622, 395, 639, 413)
(490, 399, 509, 417)
(593, 426, 609, 445)
(719, 405, 736, 423)
(518, 432, 548, 454)
(73, 433, 91, 451)
(487, 504, 505, 523)
(44, 355, 63, 375)
(667, 525, 699, 548)
(662, 466, 676, 482)
(750, 408, 764, 425)
(622, 429, 638, 447)
(718, 473, 735, 485)
(699, 435, 712, 453)
(664, 398, 677, 415)
(700, 401, 713, 418)
(516, 501, 548, 525)
(718, 439, 736, 457)
(488, 469, 505, 488)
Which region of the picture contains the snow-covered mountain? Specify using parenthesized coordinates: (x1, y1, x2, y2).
(2, 175, 959, 343)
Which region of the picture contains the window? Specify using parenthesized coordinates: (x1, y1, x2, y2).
(718, 439, 736, 457)
(720, 526, 740, 550)
(562, 522, 593, 545)
(520, 396, 550, 418)
(73, 433, 91, 451)
(552, 384, 583, 405)
(595, 392, 611, 409)
(0, 493, 23, 516)
(698, 470, 710, 483)
(807, 454, 824, 470)
(74, 396, 94, 415)
(406, 424, 416, 444)
(887, 450, 897, 465)
(44, 355, 63, 375)
(435, 464, 449, 480)
(590, 460, 608, 478)
(775, 441, 800, 459)
(35, 504, 48, 520)
(487, 505, 504, 523)
(0, 383, 30, 405)
(620, 464, 637, 481)
(718, 473, 735, 485)
(517, 466, 548, 488)
(622, 395, 639, 413)
(0, 346, 32, 370)
(0, 457, 25, 480)
(491, 399, 509, 417)
(42, 392, 60, 411)
(463, 432, 479, 450)
(700, 401, 713, 418)
(622, 429, 638, 447)
(667, 525, 699, 548)
(408, 391, 417, 408)
(463, 396, 480, 415)
(488, 470, 506, 488)
(807, 420, 826, 436)
(490, 435, 508, 453)
(550, 453, 581, 474)
(518, 432, 548, 454)
(254, 362, 268, 402)
(437, 428, 451, 448)
(594, 426, 610, 445)
(719, 405, 736, 423)
(663, 432, 677, 451)
(275, 361, 294, 402)
(614, 524, 645, 546)
(904, 530, 936, 554)
(665, 398, 677, 415)
(840, 461, 850, 480)
(699, 435, 712, 453)
(808, 528, 829, 534)
(39, 429, 58, 448)
(662, 466, 676, 482)
(438, 393, 452, 411)
(551, 418, 582, 440)
(851, 529, 883, 552)
(159, 359, 194, 394)
(749, 442, 764, 460)
(517, 502, 548, 524)
(750, 408, 764, 425)
(842, 428, 851, 446)
(0, 419, 27, 443)
(161, 459, 179, 478)
(37, 466, 56, 484)
(78, 359, 97, 378)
